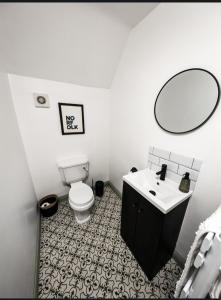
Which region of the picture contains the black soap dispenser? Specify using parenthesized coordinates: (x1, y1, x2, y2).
(179, 172, 190, 193)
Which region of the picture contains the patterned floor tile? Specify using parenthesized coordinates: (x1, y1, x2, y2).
(38, 185, 182, 298)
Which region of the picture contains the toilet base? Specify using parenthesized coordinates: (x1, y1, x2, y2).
(74, 209, 91, 224)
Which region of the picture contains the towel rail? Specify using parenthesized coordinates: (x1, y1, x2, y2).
(181, 232, 221, 298)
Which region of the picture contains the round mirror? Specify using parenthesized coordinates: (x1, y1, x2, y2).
(154, 68, 220, 134)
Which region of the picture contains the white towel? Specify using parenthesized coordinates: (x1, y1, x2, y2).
(174, 204, 221, 298)
(210, 271, 221, 298)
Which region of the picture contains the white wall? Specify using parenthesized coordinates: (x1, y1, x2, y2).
(0, 3, 130, 88)
(9, 74, 110, 199)
(110, 3, 221, 260)
(0, 72, 38, 297)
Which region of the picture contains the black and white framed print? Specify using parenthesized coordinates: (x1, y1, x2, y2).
(58, 103, 85, 135)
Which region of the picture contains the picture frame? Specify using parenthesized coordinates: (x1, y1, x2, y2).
(58, 102, 85, 135)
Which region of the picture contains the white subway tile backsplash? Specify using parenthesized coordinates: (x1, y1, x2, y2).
(153, 147, 170, 160)
(178, 165, 199, 181)
(151, 163, 161, 172)
(148, 146, 154, 154)
(147, 161, 152, 169)
(166, 170, 182, 184)
(160, 158, 178, 173)
(148, 154, 160, 165)
(190, 181, 196, 191)
(147, 145, 202, 191)
(170, 152, 193, 168)
(192, 159, 203, 171)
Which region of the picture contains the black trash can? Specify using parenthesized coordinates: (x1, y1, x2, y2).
(39, 194, 58, 217)
(95, 181, 104, 197)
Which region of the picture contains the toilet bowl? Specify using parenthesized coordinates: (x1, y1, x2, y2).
(69, 181, 94, 224)
(57, 154, 95, 224)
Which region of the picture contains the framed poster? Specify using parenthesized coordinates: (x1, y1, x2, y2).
(58, 103, 85, 135)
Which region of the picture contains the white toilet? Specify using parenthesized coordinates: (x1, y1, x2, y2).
(57, 155, 94, 224)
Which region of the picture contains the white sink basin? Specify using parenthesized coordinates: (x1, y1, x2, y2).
(123, 168, 192, 214)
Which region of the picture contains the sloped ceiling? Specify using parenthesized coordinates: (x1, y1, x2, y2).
(0, 3, 158, 88)
(96, 3, 158, 28)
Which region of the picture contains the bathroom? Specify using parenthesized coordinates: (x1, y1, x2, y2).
(1, 2, 221, 298)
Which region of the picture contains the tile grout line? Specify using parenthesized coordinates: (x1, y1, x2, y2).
(149, 152, 199, 172)
(191, 158, 195, 169)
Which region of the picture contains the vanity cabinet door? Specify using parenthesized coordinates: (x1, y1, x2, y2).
(121, 182, 139, 254)
(134, 196, 163, 279)
(121, 181, 190, 280)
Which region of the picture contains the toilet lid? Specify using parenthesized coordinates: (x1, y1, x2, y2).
(69, 182, 93, 206)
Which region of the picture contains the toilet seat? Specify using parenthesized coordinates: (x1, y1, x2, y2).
(69, 182, 94, 210)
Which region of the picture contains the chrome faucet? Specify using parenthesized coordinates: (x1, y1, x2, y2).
(156, 164, 167, 181)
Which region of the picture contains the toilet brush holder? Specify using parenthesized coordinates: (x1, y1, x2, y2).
(95, 181, 104, 197)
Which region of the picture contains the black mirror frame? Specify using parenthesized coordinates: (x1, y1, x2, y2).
(154, 68, 220, 134)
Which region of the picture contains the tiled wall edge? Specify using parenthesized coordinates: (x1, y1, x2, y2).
(148, 146, 203, 190)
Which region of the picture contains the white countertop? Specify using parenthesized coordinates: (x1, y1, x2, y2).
(123, 168, 192, 214)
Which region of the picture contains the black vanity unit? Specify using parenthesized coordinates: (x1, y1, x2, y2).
(121, 181, 190, 280)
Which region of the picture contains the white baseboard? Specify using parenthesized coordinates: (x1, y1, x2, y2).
(107, 181, 122, 198)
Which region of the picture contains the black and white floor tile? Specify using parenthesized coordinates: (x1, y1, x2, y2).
(38, 185, 182, 298)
